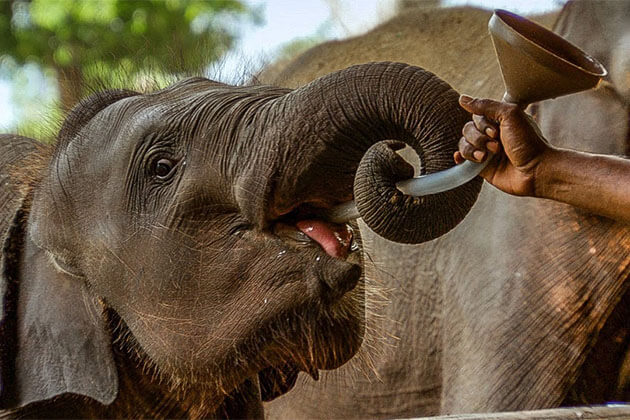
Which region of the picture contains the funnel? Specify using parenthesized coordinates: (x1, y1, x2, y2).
(489, 9, 607, 105)
(326, 9, 607, 224)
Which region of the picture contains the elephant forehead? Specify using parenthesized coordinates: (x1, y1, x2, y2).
(147, 78, 241, 108)
(114, 103, 170, 142)
(90, 79, 284, 143)
(80, 97, 202, 157)
(74, 97, 167, 148)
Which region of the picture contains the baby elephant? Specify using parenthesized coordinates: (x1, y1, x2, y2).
(0, 62, 479, 418)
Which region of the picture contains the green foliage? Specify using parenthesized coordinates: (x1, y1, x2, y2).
(0, 0, 256, 74)
(0, 0, 258, 133)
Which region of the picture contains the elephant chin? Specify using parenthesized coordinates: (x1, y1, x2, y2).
(252, 245, 365, 400)
(258, 364, 300, 401)
(257, 309, 362, 402)
(267, 271, 365, 370)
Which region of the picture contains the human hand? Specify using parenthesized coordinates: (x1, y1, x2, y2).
(454, 95, 552, 197)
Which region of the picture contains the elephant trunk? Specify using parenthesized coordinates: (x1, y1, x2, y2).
(240, 62, 481, 243)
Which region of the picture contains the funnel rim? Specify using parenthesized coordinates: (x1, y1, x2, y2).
(493, 9, 607, 78)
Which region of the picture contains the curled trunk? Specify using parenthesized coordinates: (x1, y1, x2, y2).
(262, 62, 481, 243)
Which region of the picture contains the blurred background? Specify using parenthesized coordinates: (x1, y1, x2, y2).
(0, 0, 564, 138)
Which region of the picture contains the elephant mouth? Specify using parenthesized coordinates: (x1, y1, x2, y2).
(258, 210, 363, 388)
(269, 200, 361, 264)
(272, 219, 359, 260)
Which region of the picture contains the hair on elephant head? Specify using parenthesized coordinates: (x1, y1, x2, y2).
(0, 62, 480, 418)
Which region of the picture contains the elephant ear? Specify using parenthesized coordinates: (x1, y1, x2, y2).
(0, 135, 40, 407)
(535, 1, 629, 155)
(0, 91, 138, 410)
(0, 205, 118, 410)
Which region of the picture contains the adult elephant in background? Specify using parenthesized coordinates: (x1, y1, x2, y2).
(262, 2, 630, 418)
(535, 0, 630, 156)
(0, 63, 479, 418)
(261, 7, 557, 99)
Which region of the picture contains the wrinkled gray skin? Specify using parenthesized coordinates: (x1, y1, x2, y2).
(264, 2, 630, 418)
(536, 1, 630, 155)
(0, 63, 480, 418)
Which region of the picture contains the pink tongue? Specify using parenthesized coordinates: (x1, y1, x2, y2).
(296, 220, 352, 259)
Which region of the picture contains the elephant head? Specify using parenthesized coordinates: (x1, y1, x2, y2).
(0, 62, 480, 417)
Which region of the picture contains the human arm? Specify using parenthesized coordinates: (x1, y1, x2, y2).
(455, 95, 630, 223)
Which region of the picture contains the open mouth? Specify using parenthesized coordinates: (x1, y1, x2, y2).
(273, 219, 360, 260)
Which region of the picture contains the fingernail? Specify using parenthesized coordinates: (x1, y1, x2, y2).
(473, 150, 485, 161)
(485, 127, 497, 138)
(487, 141, 499, 154)
(459, 94, 473, 104)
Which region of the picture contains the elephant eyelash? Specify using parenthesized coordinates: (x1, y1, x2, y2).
(46, 251, 84, 278)
(138, 132, 182, 181)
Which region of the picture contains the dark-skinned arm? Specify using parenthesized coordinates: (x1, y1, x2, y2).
(455, 95, 630, 224)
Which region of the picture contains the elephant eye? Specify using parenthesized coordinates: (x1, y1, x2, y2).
(154, 158, 176, 179)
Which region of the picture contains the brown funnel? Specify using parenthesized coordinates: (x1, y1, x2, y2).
(489, 9, 607, 106)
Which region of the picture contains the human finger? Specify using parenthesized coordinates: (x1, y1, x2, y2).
(462, 121, 494, 151)
(472, 114, 499, 139)
(458, 136, 486, 163)
(453, 151, 464, 165)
